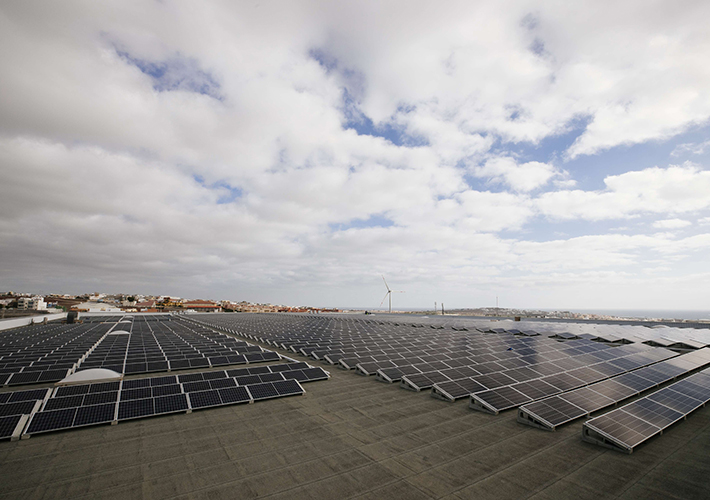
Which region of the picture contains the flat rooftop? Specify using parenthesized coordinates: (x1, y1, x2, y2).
(2, 334, 710, 500)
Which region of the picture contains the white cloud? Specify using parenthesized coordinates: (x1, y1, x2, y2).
(537, 164, 710, 220)
(2, 2, 710, 308)
(671, 139, 710, 157)
(473, 157, 558, 192)
(652, 218, 692, 229)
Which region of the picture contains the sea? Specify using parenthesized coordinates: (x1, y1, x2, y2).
(571, 309, 710, 321)
(350, 307, 710, 321)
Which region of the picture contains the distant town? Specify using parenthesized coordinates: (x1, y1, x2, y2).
(1, 291, 707, 324)
(0, 291, 341, 317)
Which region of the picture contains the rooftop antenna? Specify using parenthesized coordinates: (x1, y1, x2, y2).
(380, 276, 404, 313)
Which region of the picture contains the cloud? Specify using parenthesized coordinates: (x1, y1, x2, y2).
(671, 139, 710, 157)
(473, 157, 558, 192)
(652, 218, 692, 229)
(1, 2, 710, 308)
(537, 164, 710, 220)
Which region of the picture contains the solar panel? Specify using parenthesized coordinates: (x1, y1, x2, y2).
(235, 375, 262, 386)
(121, 388, 152, 401)
(217, 386, 251, 404)
(0, 400, 37, 417)
(84, 391, 119, 406)
(518, 397, 586, 429)
(150, 375, 178, 386)
(0, 414, 23, 440)
(55, 384, 91, 397)
(26, 408, 77, 434)
(583, 367, 710, 453)
(74, 403, 116, 426)
(470, 386, 532, 414)
(9, 388, 50, 402)
(247, 383, 279, 400)
(272, 380, 304, 396)
(558, 387, 614, 413)
(154, 394, 189, 414)
(152, 384, 182, 397)
(188, 390, 222, 409)
(621, 398, 683, 429)
(647, 387, 705, 414)
(182, 381, 211, 393)
(44, 395, 84, 411)
(118, 398, 155, 420)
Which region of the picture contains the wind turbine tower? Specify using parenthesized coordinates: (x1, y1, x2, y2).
(380, 276, 404, 313)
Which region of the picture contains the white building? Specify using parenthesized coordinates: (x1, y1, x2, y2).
(17, 296, 47, 310)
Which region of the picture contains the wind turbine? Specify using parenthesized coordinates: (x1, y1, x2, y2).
(380, 276, 404, 313)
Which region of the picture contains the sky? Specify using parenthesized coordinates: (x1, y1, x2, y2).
(1, 1, 710, 311)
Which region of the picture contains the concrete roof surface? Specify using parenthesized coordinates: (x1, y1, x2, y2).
(1, 342, 710, 500)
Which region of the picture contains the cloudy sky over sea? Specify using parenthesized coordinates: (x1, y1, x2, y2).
(1, 1, 710, 309)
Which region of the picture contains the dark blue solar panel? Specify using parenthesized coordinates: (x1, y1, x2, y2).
(152, 384, 182, 397)
(218, 386, 251, 404)
(188, 390, 222, 409)
(272, 380, 303, 396)
(84, 391, 118, 406)
(0, 415, 22, 439)
(118, 398, 154, 420)
(74, 403, 116, 426)
(9, 389, 48, 402)
(121, 388, 152, 401)
(122, 379, 151, 390)
(27, 408, 77, 434)
(246, 383, 279, 400)
(178, 373, 204, 383)
(0, 400, 36, 417)
(182, 381, 211, 393)
(209, 378, 237, 389)
(150, 375, 177, 387)
(154, 394, 189, 414)
(44, 396, 84, 411)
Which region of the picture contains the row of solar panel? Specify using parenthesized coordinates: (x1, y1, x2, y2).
(518, 348, 710, 430)
(467, 348, 678, 414)
(0, 363, 329, 439)
(582, 366, 710, 453)
(78, 351, 281, 375)
(198, 311, 710, 348)
(24, 379, 305, 436)
(0, 323, 113, 386)
(43, 368, 328, 411)
(0, 324, 280, 386)
(431, 344, 669, 401)
(403, 342, 642, 393)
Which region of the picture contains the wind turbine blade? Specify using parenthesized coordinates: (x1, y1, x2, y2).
(379, 291, 390, 307)
(382, 275, 391, 291)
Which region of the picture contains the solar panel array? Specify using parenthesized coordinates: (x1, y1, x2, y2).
(468, 345, 678, 414)
(582, 364, 710, 453)
(0, 316, 285, 388)
(518, 348, 710, 430)
(189, 313, 686, 409)
(12, 361, 328, 438)
(186, 312, 710, 452)
(0, 388, 51, 440)
(0, 323, 113, 386)
(76, 316, 279, 376)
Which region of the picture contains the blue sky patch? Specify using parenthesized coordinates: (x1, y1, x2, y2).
(330, 213, 395, 232)
(193, 175, 242, 204)
(117, 49, 222, 100)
